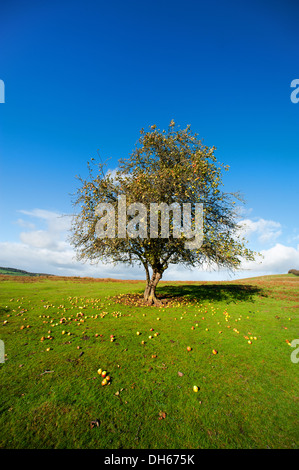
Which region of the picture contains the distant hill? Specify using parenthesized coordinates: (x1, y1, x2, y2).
(0, 267, 54, 277)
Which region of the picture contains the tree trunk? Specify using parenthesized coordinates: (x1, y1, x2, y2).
(144, 269, 162, 305)
(143, 263, 151, 301)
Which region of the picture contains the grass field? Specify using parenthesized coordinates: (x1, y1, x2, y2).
(0, 273, 298, 449)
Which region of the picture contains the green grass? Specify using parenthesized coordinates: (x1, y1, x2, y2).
(0, 274, 298, 449)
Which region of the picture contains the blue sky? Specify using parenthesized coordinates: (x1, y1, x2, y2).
(0, 0, 299, 279)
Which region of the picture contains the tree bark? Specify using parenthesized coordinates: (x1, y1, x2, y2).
(143, 262, 151, 301)
(144, 269, 162, 305)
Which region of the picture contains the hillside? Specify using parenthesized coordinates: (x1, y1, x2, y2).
(0, 267, 53, 277)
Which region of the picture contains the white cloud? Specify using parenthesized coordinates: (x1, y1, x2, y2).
(1, 238, 298, 280)
(19, 230, 69, 251)
(235, 206, 253, 217)
(238, 218, 282, 243)
(19, 209, 59, 219)
(0, 240, 145, 278)
(241, 243, 299, 274)
(15, 218, 36, 230)
(106, 167, 119, 180)
(0, 207, 145, 277)
(18, 209, 71, 232)
(1, 209, 298, 280)
(16, 209, 72, 251)
(286, 232, 299, 244)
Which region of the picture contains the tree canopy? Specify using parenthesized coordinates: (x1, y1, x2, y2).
(70, 121, 256, 305)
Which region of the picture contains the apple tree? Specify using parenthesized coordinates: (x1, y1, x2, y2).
(70, 121, 256, 305)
